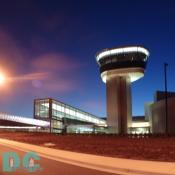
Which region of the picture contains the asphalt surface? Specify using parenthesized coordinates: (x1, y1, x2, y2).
(0, 144, 118, 175)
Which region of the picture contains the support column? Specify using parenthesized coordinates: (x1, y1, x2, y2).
(106, 76, 131, 134)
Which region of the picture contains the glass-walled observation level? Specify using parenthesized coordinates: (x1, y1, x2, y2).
(34, 98, 107, 127)
(96, 46, 149, 75)
(98, 52, 148, 74)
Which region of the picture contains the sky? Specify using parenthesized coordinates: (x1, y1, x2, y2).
(0, 0, 175, 118)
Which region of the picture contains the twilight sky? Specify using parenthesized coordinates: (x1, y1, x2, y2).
(0, 0, 175, 118)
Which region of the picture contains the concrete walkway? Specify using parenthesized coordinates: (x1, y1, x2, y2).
(0, 138, 174, 175)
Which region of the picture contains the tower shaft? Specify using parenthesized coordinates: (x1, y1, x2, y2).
(106, 76, 132, 134)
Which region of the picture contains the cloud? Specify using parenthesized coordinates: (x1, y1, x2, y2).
(79, 99, 106, 117)
(0, 27, 82, 96)
(31, 53, 83, 93)
(42, 78, 78, 92)
(83, 100, 104, 111)
(30, 53, 82, 93)
(0, 28, 25, 74)
(8, 72, 50, 82)
(32, 53, 80, 72)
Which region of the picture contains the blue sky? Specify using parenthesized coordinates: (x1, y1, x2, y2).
(0, 0, 175, 118)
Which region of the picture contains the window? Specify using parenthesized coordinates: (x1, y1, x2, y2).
(35, 99, 49, 118)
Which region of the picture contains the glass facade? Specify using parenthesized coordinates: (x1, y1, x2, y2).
(34, 98, 107, 133)
(129, 127, 150, 134)
(34, 99, 49, 118)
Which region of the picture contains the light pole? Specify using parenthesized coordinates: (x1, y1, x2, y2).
(164, 63, 168, 134)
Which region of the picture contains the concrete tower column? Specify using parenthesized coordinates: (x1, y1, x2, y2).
(106, 75, 131, 134)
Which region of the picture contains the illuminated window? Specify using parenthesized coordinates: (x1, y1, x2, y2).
(35, 99, 49, 118)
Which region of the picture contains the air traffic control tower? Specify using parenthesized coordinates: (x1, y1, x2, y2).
(96, 46, 150, 134)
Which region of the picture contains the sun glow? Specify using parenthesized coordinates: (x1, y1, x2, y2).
(0, 73, 5, 85)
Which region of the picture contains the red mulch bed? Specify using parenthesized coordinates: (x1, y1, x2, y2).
(0, 131, 174, 162)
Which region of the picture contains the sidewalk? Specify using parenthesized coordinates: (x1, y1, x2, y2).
(0, 138, 174, 175)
